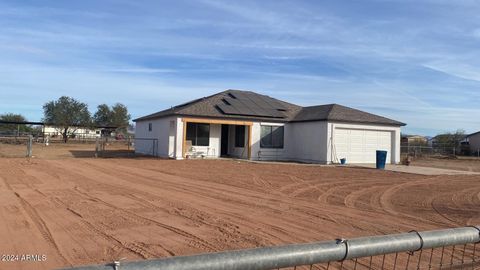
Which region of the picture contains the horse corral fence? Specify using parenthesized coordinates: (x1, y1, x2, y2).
(0, 135, 33, 157)
(61, 226, 480, 270)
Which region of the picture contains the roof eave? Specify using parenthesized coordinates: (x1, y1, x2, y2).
(290, 118, 406, 126)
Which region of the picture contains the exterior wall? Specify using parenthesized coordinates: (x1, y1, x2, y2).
(135, 116, 401, 164)
(285, 121, 329, 163)
(251, 122, 289, 161)
(135, 117, 175, 157)
(327, 122, 401, 164)
(136, 117, 221, 159)
(468, 133, 480, 153)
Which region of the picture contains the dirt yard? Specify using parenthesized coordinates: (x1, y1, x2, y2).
(411, 156, 480, 172)
(0, 147, 479, 270)
(0, 141, 132, 159)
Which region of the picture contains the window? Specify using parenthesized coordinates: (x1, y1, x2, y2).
(148, 123, 152, 132)
(260, 125, 284, 149)
(235, 125, 245, 147)
(186, 123, 210, 146)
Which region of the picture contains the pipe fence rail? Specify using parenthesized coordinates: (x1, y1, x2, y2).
(61, 226, 480, 270)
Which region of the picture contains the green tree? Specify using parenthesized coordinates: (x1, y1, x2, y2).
(93, 103, 131, 133)
(110, 103, 131, 131)
(0, 113, 31, 133)
(43, 96, 91, 142)
(93, 104, 112, 127)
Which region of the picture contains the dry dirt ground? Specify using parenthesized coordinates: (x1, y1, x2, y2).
(0, 144, 479, 270)
(411, 156, 480, 172)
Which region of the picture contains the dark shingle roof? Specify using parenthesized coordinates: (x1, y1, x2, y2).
(291, 104, 406, 126)
(134, 90, 405, 126)
(134, 90, 302, 122)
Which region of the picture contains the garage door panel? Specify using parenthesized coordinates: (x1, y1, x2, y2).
(334, 128, 393, 164)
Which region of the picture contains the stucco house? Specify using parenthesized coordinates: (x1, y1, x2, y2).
(134, 90, 405, 164)
(464, 131, 480, 153)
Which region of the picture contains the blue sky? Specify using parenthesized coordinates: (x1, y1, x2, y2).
(1, 0, 480, 135)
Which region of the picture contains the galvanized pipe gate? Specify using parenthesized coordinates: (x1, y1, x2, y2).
(61, 226, 480, 270)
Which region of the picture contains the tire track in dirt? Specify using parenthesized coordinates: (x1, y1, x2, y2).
(378, 176, 459, 227)
(72, 186, 216, 252)
(12, 161, 174, 261)
(48, 190, 166, 259)
(68, 160, 293, 245)
(77, 160, 418, 241)
(39, 160, 219, 252)
(89, 160, 350, 244)
(4, 157, 479, 270)
(13, 191, 70, 265)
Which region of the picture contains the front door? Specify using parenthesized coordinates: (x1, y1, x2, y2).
(221, 124, 229, 156)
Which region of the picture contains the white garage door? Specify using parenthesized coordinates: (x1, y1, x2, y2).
(334, 128, 392, 164)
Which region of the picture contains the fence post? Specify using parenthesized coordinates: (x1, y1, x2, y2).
(95, 138, 99, 158)
(26, 135, 33, 157)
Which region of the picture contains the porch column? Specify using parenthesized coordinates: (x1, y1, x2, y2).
(182, 119, 188, 158)
(247, 125, 252, 159)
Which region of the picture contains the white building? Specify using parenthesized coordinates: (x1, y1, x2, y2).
(134, 90, 405, 164)
(43, 125, 102, 139)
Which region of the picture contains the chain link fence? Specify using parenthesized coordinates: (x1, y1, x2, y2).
(94, 137, 135, 158)
(401, 144, 471, 158)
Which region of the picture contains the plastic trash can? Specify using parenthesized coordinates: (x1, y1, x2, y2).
(376, 150, 387, 169)
(340, 158, 346, 165)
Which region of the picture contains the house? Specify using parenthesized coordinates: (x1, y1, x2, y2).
(401, 135, 428, 145)
(134, 90, 405, 164)
(464, 131, 480, 153)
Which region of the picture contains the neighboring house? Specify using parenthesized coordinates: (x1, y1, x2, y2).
(465, 131, 480, 153)
(134, 90, 405, 164)
(401, 135, 428, 145)
(43, 125, 102, 139)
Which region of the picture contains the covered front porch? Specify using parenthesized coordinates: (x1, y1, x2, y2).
(181, 118, 253, 159)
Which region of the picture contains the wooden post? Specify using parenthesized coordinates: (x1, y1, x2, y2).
(95, 138, 99, 158)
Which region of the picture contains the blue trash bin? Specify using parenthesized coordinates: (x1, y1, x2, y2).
(340, 158, 346, 165)
(376, 150, 387, 169)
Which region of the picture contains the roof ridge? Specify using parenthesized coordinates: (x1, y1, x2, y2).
(325, 104, 337, 119)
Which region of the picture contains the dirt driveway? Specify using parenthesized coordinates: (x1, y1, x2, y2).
(0, 158, 479, 270)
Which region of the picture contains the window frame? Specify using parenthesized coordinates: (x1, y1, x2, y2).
(186, 123, 210, 146)
(260, 125, 284, 149)
(148, 123, 152, 132)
